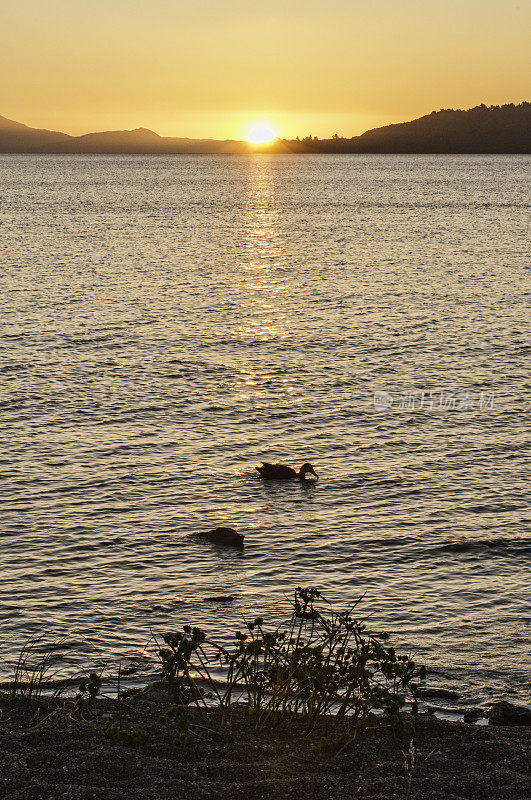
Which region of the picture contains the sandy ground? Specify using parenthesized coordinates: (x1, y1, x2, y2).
(0, 692, 529, 800)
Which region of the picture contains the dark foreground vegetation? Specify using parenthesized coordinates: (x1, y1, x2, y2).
(153, 587, 426, 730)
(1, 693, 530, 800)
(1, 589, 529, 798)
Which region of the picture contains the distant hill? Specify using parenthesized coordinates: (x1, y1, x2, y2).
(276, 103, 531, 154)
(62, 127, 163, 152)
(0, 103, 529, 154)
(0, 114, 72, 151)
(0, 116, 254, 154)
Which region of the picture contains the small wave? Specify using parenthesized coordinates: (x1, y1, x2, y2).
(0, 399, 26, 411)
(421, 687, 461, 700)
(64, 334, 121, 345)
(466, 503, 524, 513)
(438, 538, 531, 554)
(0, 364, 26, 374)
(367, 477, 404, 487)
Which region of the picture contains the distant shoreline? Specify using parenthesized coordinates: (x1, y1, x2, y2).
(1, 102, 529, 155)
(1, 151, 530, 156)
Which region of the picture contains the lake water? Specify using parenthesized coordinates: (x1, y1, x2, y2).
(0, 154, 529, 712)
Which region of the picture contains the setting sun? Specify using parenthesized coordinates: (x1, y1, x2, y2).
(247, 122, 276, 145)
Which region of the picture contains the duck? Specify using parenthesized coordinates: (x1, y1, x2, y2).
(256, 462, 318, 481)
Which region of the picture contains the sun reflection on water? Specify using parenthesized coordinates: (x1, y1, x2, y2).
(224, 158, 302, 401)
(235, 157, 290, 344)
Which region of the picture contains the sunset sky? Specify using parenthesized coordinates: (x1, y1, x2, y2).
(2, 0, 529, 140)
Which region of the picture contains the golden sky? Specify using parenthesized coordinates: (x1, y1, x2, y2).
(2, 0, 529, 139)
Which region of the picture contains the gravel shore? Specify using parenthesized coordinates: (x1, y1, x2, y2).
(0, 692, 529, 800)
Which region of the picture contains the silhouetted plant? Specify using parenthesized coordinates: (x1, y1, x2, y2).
(10, 633, 103, 700)
(75, 672, 102, 708)
(10, 634, 72, 698)
(157, 626, 211, 706)
(155, 587, 426, 732)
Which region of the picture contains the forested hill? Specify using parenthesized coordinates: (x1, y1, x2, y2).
(275, 104, 531, 154)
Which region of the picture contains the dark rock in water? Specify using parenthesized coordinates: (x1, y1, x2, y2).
(373, 631, 390, 640)
(427, 705, 462, 717)
(194, 527, 244, 548)
(464, 708, 486, 724)
(203, 595, 236, 602)
(488, 701, 531, 726)
(421, 687, 461, 701)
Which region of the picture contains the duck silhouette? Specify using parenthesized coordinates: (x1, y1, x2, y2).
(256, 462, 318, 481)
